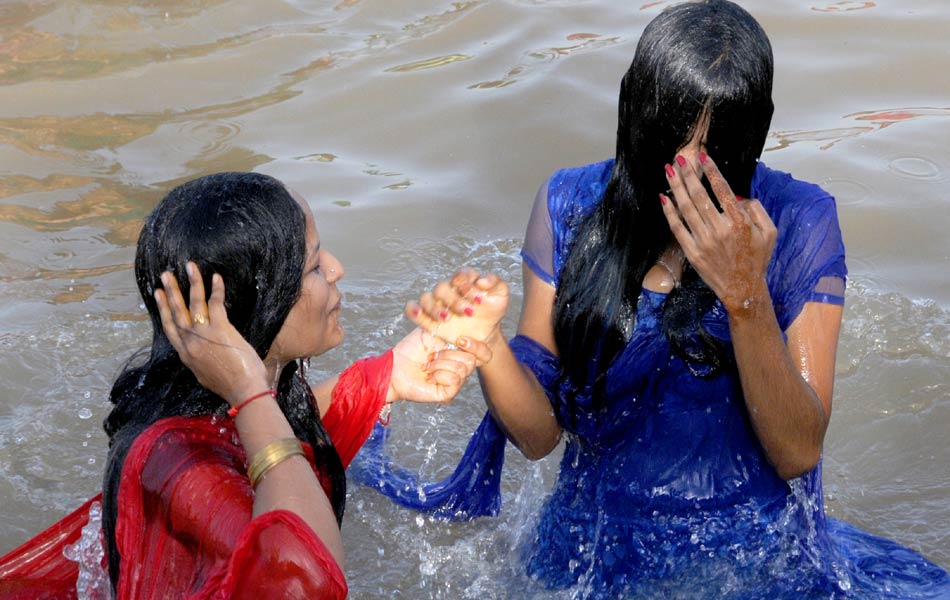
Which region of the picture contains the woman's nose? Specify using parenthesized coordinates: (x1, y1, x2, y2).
(326, 252, 344, 283)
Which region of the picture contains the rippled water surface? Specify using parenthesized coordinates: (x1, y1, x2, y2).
(0, 1, 948, 597)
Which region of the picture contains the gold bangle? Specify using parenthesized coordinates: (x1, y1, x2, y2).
(247, 438, 305, 489)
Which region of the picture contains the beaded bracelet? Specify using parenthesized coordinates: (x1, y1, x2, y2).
(247, 438, 305, 489)
(228, 390, 277, 418)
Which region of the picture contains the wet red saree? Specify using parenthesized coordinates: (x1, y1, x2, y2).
(0, 352, 391, 599)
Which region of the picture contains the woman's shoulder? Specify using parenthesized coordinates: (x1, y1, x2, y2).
(751, 161, 842, 241)
(129, 416, 242, 474)
(752, 161, 835, 213)
(545, 159, 615, 225)
(121, 416, 248, 505)
(548, 159, 614, 201)
(548, 158, 615, 186)
(135, 415, 234, 449)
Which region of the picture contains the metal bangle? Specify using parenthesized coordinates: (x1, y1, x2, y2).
(247, 438, 305, 489)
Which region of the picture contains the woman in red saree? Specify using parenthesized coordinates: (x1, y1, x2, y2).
(0, 172, 488, 599)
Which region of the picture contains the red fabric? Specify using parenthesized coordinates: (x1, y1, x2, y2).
(114, 416, 347, 599)
(0, 354, 393, 599)
(322, 350, 393, 468)
(0, 494, 101, 600)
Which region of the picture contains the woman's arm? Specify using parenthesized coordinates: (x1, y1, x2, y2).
(663, 153, 840, 479)
(155, 263, 344, 566)
(130, 421, 345, 598)
(728, 289, 841, 479)
(480, 268, 563, 459)
(408, 268, 562, 460)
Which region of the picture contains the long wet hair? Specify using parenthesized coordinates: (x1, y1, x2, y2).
(553, 0, 774, 405)
(101, 172, 346, 587)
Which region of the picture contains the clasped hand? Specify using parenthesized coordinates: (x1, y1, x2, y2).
(661, 153, 777, 314)
(405, 269, 510, 360)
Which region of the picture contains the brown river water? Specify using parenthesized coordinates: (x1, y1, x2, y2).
(0, 1, 947, 597)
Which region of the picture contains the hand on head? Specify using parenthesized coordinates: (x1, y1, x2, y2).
(660, 153, 777, 313)
(154, 261, 269, 406)
(405, 269, 510, 363)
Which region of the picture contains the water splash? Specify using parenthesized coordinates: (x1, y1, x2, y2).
(62, 501, 112, 600)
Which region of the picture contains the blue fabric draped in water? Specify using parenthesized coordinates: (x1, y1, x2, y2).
(354, 160, 950, 598)
(352, 334, 558, 520)
(351, 411, 506, 519)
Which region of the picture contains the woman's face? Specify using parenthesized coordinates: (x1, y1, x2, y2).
(266, 192, 345, 366)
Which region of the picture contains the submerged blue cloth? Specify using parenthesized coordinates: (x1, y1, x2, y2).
(354, 161, 950, 598)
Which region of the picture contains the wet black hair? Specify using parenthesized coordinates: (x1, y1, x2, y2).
(553, 0, 774, 405)
(101, 172, 345, 587)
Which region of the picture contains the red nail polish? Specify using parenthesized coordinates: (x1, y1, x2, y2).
(675, 155, 686, 167)
(464, 307, 475, 316)
(411, 307, 420, 317)
(699, 151, 708, 165)
(473, 295, 483, 305)
(439, 311, 449, 321)
(736, 195, 745, 202)
(665, 164, 675, 178)
(659, 193, 667, 205)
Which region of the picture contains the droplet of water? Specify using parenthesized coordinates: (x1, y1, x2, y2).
(78, 408, 93, 420)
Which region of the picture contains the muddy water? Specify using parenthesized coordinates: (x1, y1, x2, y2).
(0, 0, 947, 597)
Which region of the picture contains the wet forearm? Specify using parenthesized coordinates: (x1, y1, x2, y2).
(728, 285, 828, 480)
(232, 386, 344, 566)
(477, 333, 561, 460)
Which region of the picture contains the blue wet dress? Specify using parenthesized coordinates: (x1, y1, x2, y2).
(355, 160, 950, 599)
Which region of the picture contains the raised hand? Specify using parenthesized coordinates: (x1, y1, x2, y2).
(661, 152, 777, 314)
(154, 262, 269, 406)
(388, 326, 491, 404)
(405, 269, 510, 358)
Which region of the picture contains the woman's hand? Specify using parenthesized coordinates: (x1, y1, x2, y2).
(388, 327, 492, 404)
(406, 270, 510, 358)
(154, 262, 269, 406)
(661, 153, 777, 314)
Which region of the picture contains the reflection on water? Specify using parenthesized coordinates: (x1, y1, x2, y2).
(767, 107, 950, 152)
(811, 1, 877, 12)
(470, 33, 620, 90)
(0, 0, 948, 596)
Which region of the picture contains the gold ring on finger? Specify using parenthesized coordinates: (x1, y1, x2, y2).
(192, 313, 208, 325)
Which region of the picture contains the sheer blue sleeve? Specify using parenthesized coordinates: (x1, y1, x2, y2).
(769, 193, 847, 330)
(521, 181, 555, 286)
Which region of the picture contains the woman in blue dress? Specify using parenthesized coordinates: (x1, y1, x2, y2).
(361, 1, 950, 597)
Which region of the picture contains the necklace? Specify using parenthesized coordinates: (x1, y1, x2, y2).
(655, 258, 680, 288)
